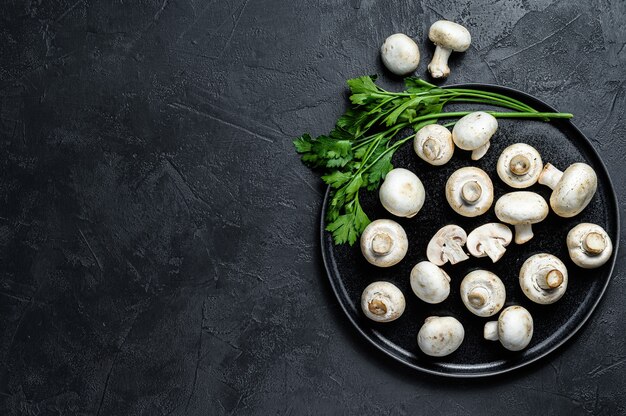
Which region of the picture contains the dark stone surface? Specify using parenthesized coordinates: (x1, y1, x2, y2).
(0, 0, 624, 414)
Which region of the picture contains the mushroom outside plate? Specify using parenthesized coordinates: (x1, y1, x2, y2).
(320, 84, 619, 377)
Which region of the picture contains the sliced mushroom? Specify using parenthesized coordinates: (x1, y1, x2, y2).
(452, 112, 498, 160)
(410, 261, 451, 304)
(361, 281, 406, 323)
(538, 162, 598, 218)
(445, 167, 494, 217)
(567, 223, 613, 269)
(380, 33, 421, 75)
(413, 124, 454, 166)
(417, 316, 464, 357)
(360, 219, 408, 267)
(467, 223, 513, 262)
(497, 143, 543, 188)
(379, 168, 426, 218)
(519, 253, 568, 304)
(426, 225, 469, 266)
(495, 192, 549, 244)
(427, 21, 471, 79)
(460, 270, 506, 317)
(484, 306, 533, 351)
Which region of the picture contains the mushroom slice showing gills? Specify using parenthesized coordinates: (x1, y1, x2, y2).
(360, 219, 408, 267)
(417, 316, 465, 357)
(379, 168, 426, 218)
(538, 162, 598, 218)
(361, 282, 406, 323)
(427, 20, 471, 79)
(452, 112, 498, 160)
(414, 124, 454, 166)
(519, 253, 568, 304)
(427, 225, 469, 266)
(567, 223, 613, 269)
(497, 143, 543, 188)
(446, 167, 494, 217)
(467, 223, 512, 262)
(410, 261, 451, 304)
(495, 192, 549, 244)
(460, 270, 506, 317)
(484, 306, 533, 351)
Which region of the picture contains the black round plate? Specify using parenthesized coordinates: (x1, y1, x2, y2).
(320, 84, 620, 377)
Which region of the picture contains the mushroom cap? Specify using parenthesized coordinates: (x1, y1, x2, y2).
(445, 167, 494, 217)
(410, 261, 451, 304)
(380, 33, 421, 75)
(548, 163, 598, 218)
(452, 112, 498, 151)
(428, 20, 471, 52)
(417, 316, 465, 357)
(497, 143, 543, 188)
(413, 124, 454, 166)
(493, 306, 534, 351)
(460, 270, 506, 317)
(519, 253, 568, 304)
(495, 192, 549, 225)
(379, 168, 426, 218)
(466, 223, 512, 262)
(361, 281, 406, 323)
(360, 219, 408, 267)
(426, 224, 468, 266)
(567, 223, 613, 269)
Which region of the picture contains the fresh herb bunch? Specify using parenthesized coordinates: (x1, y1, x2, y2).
(294, 76, 573, 245)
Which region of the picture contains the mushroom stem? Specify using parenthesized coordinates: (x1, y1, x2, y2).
(442, 242, 469, 265)
(422, 138, 441, 161)
(461, 181, 482, 204)
(513, 223, 534, 244)
(583, 232, 606, 255)
(368, 299, 388, 315)
(371, 233, 393, 255)
(428, 46, 452, 78)
(538, 269, 564, 290)
(484, 321, 499, 341)
(538, 163, 563, 189)
(481, 238, 507, 263)
(510, 155, 531, 176)
(471, 141, 491, 161)
(467, 287, 489, 308)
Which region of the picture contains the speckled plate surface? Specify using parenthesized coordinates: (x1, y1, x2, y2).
(320, 84, 620, 378)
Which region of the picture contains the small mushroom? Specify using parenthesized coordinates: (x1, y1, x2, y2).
(427, 20, 471, 79)
(567, 223, 613, 269)
(380, 33, 421, 76)
(460, 270, 506, 317)
(445, 167, 494, 217)
(379, 168, 426, 218)
(417, 316, 465, 357)
(497, 143, 543, 188)
(426, 225, 469, 266)
(360, 219, 408, 267)
(519, 253, 568, 304)
(484, 306, 533, 351)
(467, 223, 512, 263)
(451, 112, 498, 160)
(410, 261, 451, 304)
(538, 162, 598, 218)
(413, 124, 454, 166)
(361, 281, 406, 323)
(495, 192, 549, 244)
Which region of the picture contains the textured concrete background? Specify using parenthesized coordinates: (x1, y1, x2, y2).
(0, 0, 625, 414)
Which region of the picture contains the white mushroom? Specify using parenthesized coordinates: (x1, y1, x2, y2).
(445, 167, 494, 217)
(360, 219, 408, 267)
(538, 162, 598, 218)
(460, 270, 506, 317)
(495, 192, 549, 244)
(519, 253, 568, 304)
(417, 316, 464, 357)
(413, 124, 454, 166)
(497, 143, 543, 188)
(380, 33, 421, 76)
(451, 112, 498, 160)
(379, 168, 426, 218)
(567, 223, 613, 269)
(467, 223, 512, 263)
(484, 306, 533, 351)
(410, 261, 451, 304)
(426, 225, 469, 266)
(427, 20, 471, 79)
(361, 281, 406, 323)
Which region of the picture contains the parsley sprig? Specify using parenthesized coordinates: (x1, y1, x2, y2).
(294, 76, 573, 245)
